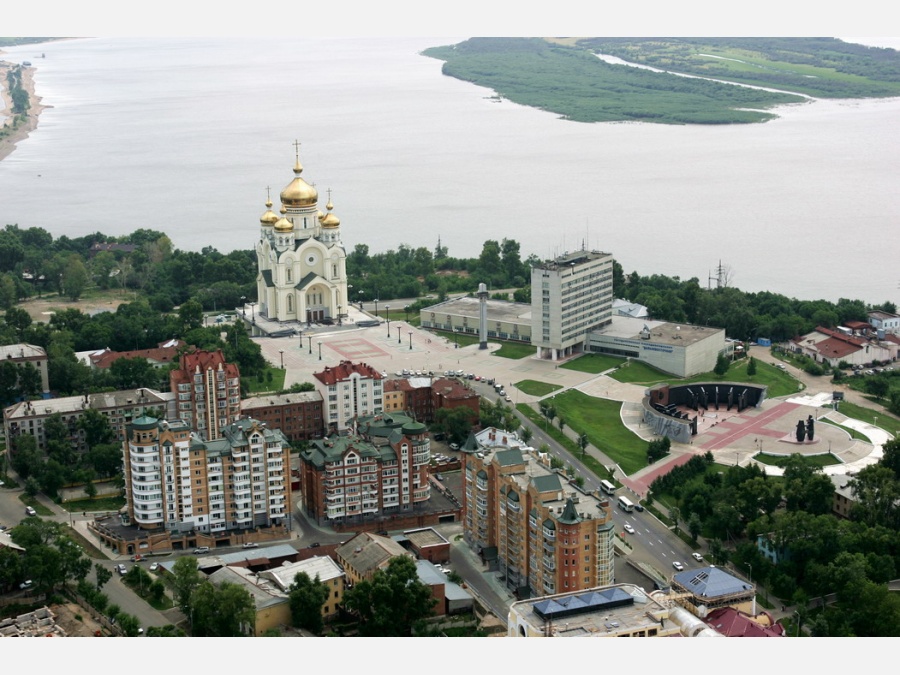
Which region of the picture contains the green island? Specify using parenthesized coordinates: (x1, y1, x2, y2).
(423, 37, 900, 125)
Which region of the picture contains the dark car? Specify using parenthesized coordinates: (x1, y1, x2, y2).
(634, 503, 645, 512)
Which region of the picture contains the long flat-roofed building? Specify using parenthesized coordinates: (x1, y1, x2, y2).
(241, 391, 324, 441)
(508, 583, 684, 637)
(418, 296, 532, 344)
(586, 316, 725, 378)
(463, 427, 615, 598)
(531, 249, 614, 361)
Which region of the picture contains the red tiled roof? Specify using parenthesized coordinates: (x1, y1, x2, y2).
(170, 349, 240, 386)
(811, 336, 864, 360)
(705, 607, 785, 637)
(90, 340, 187, 369)
(814, 326, 866, 347)
(314, 360, 383, 386)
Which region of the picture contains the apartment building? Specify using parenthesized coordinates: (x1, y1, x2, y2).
(313, 360, 384, 432)
(463, 428, 615, 598)
(4, 387, 173, 453)
(169, 349, 241, 441)
(123, 416, 291, 537)
(298, 413, 431, 525)
(241, 391, 324, 442)
(0, 343, 49, 394)
(531, 249, 614, 361)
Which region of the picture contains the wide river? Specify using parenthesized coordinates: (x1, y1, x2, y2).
(1, 37, 898, 305)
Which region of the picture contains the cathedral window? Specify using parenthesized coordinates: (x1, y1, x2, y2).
(332, 264, 338, 278)
(287, 296, 293, 312)
(287, 268, 292, 283)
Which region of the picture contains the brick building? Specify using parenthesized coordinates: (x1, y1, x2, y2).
(169, 349, 241, 441)
(463, 428, 616, 598)
(0, 343, 49, 395)
(241, 391, 324, 442)
(381, 376, 479, 423)
(313, 360, 384, 433)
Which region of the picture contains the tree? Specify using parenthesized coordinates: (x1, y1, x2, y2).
(95, 563, 112, 591)
(747, 356, 757, 377)
(288, 571, 329, 634)
(118, 612, 142, 637)
(343, 556, 436, 636)
(77, 408, 115, 447)
(172, 556, 202, 613)
(714, 353, 730, 377)
(558, 417, 566, 433)
(578, 433, 589, 459)
(669, 505, 681, 534)
(688, 512, 702, 542)
(190, 581, 255, 637)
(62, 254, 89, 301)
(520, 426, 533, 446)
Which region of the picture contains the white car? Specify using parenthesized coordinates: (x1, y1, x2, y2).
(25, 506, 36, 516)
(449, 443, 460, 451)
(149, 562, 160, 572)
(692, 552, 704, 562)
(672, 561, 684, 571)
(243, 542, 259, 549)
(623, 524, 635, 535)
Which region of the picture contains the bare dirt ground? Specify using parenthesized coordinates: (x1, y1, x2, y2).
(18, 292, 131, 324)
(52, 602, 106, 637)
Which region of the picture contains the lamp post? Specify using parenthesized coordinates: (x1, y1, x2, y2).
(306, 335, 313, 355)
(408, 331, 413, 350)
(318, 341, 322, 361)
(404, 305, 410, 323)
(240, 296, 246, 317)
(358, 289, 363, 310)
(337, 304, 342, 326)
(250, 302, 255, 324)
(386, 305, 391, 337)
(279, 349, 284, 369)
(396, 325, 402, 344)
(374, 298, 379, 318)
(453, 327, 458, 349)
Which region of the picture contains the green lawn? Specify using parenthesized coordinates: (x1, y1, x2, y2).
(492, 342, 534, 359)
(537, 389, 649, 475)
(820, 417, 870, 442)
(606, 357, 799, 398)
(561, 353, 625, 374)
(827, 400, 899, 438)
(63, 496, 126, 513)
(753, 452, 840, 468)
(244, 367, 286, 394)
(515, 380, 563, 397)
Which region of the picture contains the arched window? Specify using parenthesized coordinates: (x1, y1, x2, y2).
(287, 295, 293, 312)
(287, 268, 292, 283)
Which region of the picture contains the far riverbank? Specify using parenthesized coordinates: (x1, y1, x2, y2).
(0, 58, 49, 162)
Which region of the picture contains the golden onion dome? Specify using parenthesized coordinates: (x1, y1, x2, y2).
(321, 198, 340, 228)
(317, 210, 325, 222)
(260, 199, 278, 226)
(274, 216, 294, 233)
(280, 159, 318, 207)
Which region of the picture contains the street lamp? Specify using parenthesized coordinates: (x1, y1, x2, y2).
(250, 302, 255, 324)
(404, 305, 410, 323)
(374, 298, 379, 318)
(386, 305, 391, 337)
(306, 335, 313, 354)
(318, 341, 322, 361)
(337, 304, 342, 326)
(396, 325, 402, 344)
(240, 296, 246, 317)
(358, 289, 363, 310)
(453, 327, 459, 349)
(279, 349, 284, 369)
(408, 331, 413, 350)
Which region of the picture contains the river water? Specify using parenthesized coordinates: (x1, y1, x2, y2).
(1, 37, 898, 305)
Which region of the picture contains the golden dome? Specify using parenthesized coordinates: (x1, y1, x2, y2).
(260, 199, 278, 226)
(280, 159, 318, 207)
(274, 216, 294, 233)
(317, 210, 325, 222)
(321, 197, 340, 228)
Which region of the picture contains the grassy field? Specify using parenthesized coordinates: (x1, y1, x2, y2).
(515, 380, 563, 397)
(607, 357, 800, 398)
(753, 452, 840, 468)
(561, 354, 625, 374)
(243, 366, 286, 394)
(63, 496, 125, 513)
(492, 342, 534, 359)
(827, 400, 899, 438)
(820, 417, 871, 442)
(540, 389, 649, 475)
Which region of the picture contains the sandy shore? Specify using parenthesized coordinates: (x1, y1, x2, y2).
(0, 59, 48, 161)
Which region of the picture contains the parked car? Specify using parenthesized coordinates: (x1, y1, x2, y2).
(692, 552, 704, 562)
(435, 473, 444, 482)
(116, 564, 127, 575)
(193, 546, 210, 555)
(130, 554, 144, 562)
(19, 580, 33, 590)
(242, 542, 259, 549)
(149, 562, 159, 572)
(449, 443, 460, 451)
(25, 506, 36, 516)
(309, 542, 321, 548)
(672, 561, 684, 571)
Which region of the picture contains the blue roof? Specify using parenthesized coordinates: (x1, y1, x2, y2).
(673, 566, 753, 598)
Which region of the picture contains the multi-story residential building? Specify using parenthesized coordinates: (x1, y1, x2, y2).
(3, 387, 173, 453)
(382, 377, 432, 421)
(169, 349, 241, 441)
(122, 416, 291, 539)
(313, 360, 384, 433)
(241, 391, 324, 442)
(463, 428, 616, 598)
(382, 376, 479, 423)
(298, 412, 431, 526)
(531, 249, 614, 361)
(0, 343, 49, 395)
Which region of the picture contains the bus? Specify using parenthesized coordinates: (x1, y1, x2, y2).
(617, 495, 635, 513)
(600, 479, 616, 496)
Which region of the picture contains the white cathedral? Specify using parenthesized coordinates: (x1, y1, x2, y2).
(256, 145, 348, 326)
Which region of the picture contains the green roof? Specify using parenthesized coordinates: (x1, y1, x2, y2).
(130, 415, 158, 430)
(531, 474, 562, 494)
(495, 448, 524, 467)
(558, 498, 582, 525)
